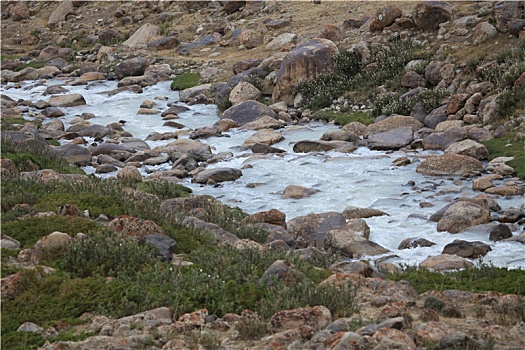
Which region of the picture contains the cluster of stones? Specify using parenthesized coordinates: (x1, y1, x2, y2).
(2, 1, 525, 349)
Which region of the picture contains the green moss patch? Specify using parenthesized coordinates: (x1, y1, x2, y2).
(170, 72, 200, 91)
(312, 111, 374, 126)
(482, 135, 525, 179)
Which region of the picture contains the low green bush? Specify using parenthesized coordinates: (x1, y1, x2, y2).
(388, 264, 525, 295)
(312, 111, 374, 126)
(170, 72, 200, 90)
(136, 181, 192, 200)
(1, 216, 102, 248)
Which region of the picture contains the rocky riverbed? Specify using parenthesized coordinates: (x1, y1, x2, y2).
(2, 1, 525, 349)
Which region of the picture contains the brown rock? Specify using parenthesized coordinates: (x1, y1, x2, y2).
(401, 71, 426, 88)
(268, 306, 331, 334)
(416, 154, 482, 176)
(115, 57, 148, 80)
(108, 215, 164, 239)
(239, 29, 262, 49)
(229, 82, 261, 105)
(116, 165, 142, 183)
(272, 38, 339, 105)
(34, 231, 73, 259)
(287, 212, 347, 249)
(10, 1, 30, 21)
(437, 201, 490, 233)
(246, 209, 286, 227)
(343, 206, 388, 219)
(444, 139, 489, 160)
(420, 254, 474, 271)
(369, 5, 402, 32)
(281, 185, 320, 199)
(364, 115, 423, 137)
(412, 1, 453, 32)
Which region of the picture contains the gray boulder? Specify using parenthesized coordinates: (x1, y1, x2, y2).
(143, 234, 176, 261)
(367, 126, 414, 150)
(53, 143, 91, 166)
(293, 140, 356, 153)
(442, 239, 492, 259)
(221, 100, 277, 126)
(192, 168, 242, 184)
(287, 212, 347, 249)
(115, 57, 148, 80)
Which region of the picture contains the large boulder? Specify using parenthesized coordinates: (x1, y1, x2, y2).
(364, 115, 423, 137)
(53, 143, 91, 166)
(122, 23, 160, 49)
(115, 57, 148, 80)
(272, 38, 339, 105)
(367, 127, 414, 150)
(422, 128, 467, 150)
(325, 229, 389, 258)
(48, 94, 86, 107)
(493, 1, 522, 33)
(437, 201, 490, 234)
(444, 139, 489, 160)
(10, 1, 30, 21)
(116, 165, 143, 183)
(117, 75, 156, 88)
(108, 215, 164, 239)
(34, 231, 72, 254)
(416, 154, 483, 176)
(48, 0, 74, 29)
(442, 240, 492, 259)
(287, 212, 347, 249)
(266, 33, 297, 51)
(192, 168, 242, 184)
(220, 100, 277, 125)
(229, 81, 261, 105)
(420, 254, 474, 271)
(369, 5, 403, 32)
(163, 139, 213, 162)
(412, 1, 453, 32)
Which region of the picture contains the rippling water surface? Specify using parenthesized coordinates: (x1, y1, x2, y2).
(3, 79, 524, 268)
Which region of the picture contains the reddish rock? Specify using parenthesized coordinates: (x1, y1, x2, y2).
(369, 5, 402, 32)
(268, 305, 331, 334)
(108, 215, 165, 239)
(246, 209, 286, 227)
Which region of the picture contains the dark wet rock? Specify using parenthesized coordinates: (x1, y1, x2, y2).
(53, 143, 91, 166)
(192, 168, 242, 184)
(143, 233, 176, 261)
(220, 100, 277, 126)
(398, 238, 436, 250)
(442, 239, 492, 259)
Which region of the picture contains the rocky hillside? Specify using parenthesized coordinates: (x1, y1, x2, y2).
(1, 1, 525, 350)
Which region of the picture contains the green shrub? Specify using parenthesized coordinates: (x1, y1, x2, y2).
(135, 181, 192, 200)
(58, 232, 160, 278)
(1, 137, 84, 175)
(14, 61, 48, 72)
(495, 85, 525, 121)
(1, 216, 102, 248)
(388, 264, 525, 295)
(170, 72, 200, 90)
(312, 111, 374, 126)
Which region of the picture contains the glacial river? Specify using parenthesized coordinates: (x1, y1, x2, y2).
(2, 79, 524, 268)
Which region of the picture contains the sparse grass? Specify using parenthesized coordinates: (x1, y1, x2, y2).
(388, 264, 525, 296)
(482, 134, 525, 179)
(312, 110, 374, 126)
(1, 137, 84, 175)
(14, 60, 48, 72)
(170, 72, 200, 91)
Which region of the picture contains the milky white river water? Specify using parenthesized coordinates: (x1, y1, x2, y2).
(2, 79, 524, 268)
